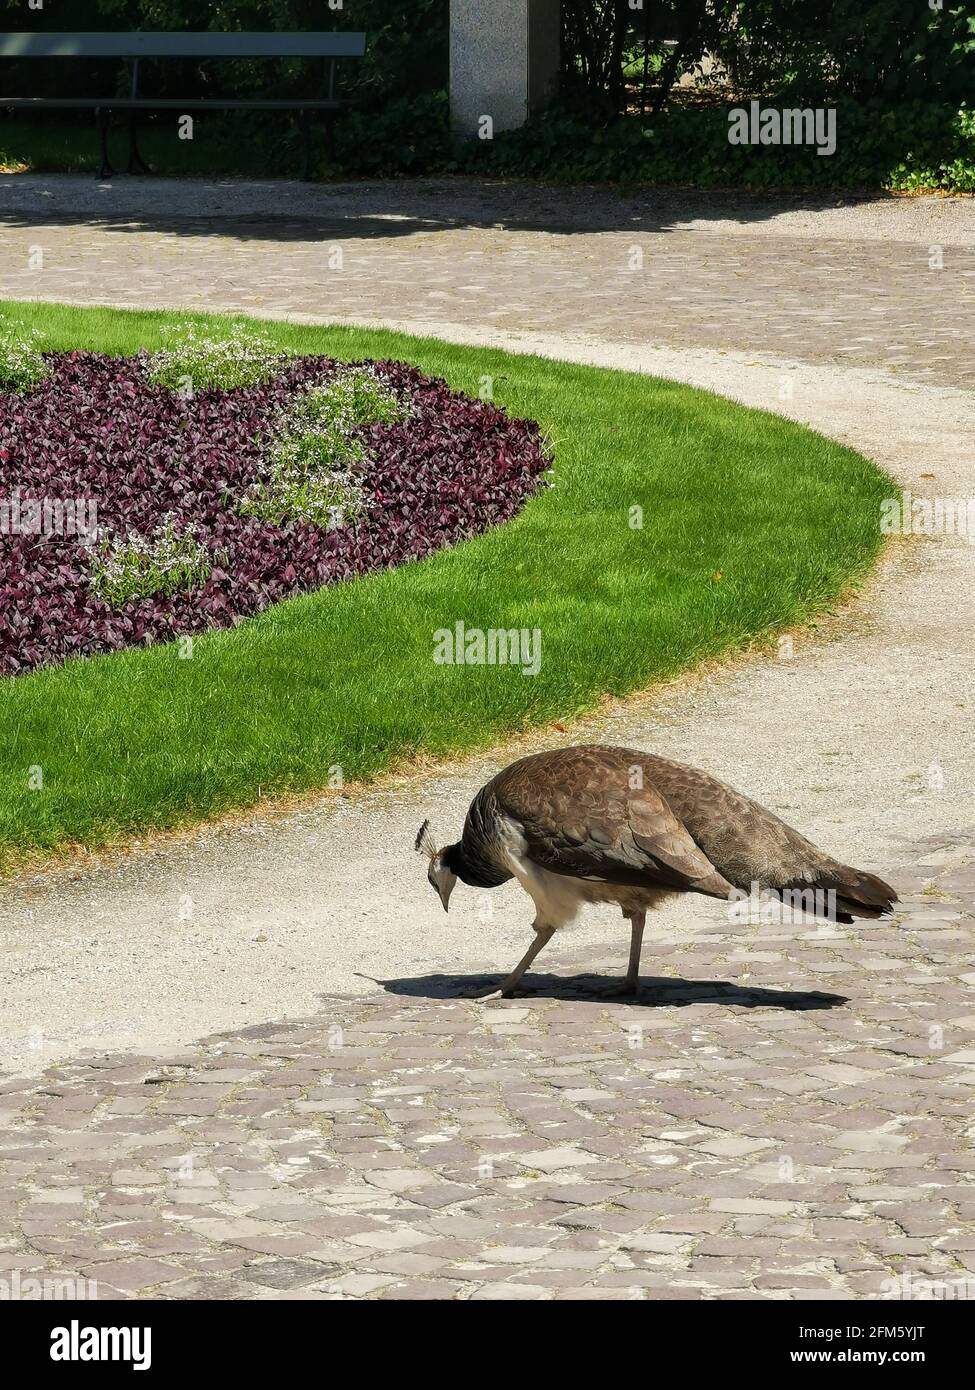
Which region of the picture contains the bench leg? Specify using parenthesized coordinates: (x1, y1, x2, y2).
(95, 108, 114, 180)
(127, 112, 151, 176)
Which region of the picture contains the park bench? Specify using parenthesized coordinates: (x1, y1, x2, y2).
(0, 31, 368, 180)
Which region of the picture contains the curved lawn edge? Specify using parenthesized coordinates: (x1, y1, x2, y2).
(0, 301, 895, 870)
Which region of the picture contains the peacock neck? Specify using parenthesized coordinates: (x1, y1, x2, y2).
(444, 840, 507, 888)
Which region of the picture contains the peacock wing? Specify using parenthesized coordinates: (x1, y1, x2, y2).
(491, 746, 733, 899)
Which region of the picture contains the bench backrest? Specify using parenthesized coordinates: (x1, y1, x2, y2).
(0, 32, 367, 60)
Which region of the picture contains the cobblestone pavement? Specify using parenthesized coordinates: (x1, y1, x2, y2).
(1, 177, 974, 390)
(3, 832, 973, 1301)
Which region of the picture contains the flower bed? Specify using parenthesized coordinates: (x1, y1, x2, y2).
(0, 351, 551, 676)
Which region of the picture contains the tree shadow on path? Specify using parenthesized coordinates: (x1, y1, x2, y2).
(0, 176, 901, 246)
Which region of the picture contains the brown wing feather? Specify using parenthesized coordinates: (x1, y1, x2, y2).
(488, 746, 733, 900)
(637, 752, 826, 888)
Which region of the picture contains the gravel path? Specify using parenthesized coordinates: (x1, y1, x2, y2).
(3, 174, 974, 241)
(0, 177, 972, 1301)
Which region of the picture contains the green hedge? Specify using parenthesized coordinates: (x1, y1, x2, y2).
(330, 96, 975, 194)
(462, 100, 975, 194)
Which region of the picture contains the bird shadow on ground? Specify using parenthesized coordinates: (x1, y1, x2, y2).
(378, 972, 848, 1011)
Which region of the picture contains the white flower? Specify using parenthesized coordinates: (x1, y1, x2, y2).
(146, 322, 292, 392)
(242, 366, 411, 529)
(90, 514, 214, 606)
(0, 317, 47, 391)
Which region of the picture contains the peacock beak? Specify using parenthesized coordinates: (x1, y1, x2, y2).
(433, 866, 457, 912)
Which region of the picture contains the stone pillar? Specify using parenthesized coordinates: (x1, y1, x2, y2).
(450, 0, 560, 141)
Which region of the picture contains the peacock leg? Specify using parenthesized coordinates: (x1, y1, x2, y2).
(469, 925, 556, 1000)
(605, 911, 646, 996)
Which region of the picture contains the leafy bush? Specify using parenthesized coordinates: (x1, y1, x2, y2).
(723, 1, 974, 105)
(323, 84, 974, 193)
(331, 90, 455, 176)
(557, 2, 973, 113)
(462, 99, 975, 193)
(90, 515, 214, 606)
(0, 319, 47, 392)
(240, 448, 368, 530)
(292, 368, 411, 431)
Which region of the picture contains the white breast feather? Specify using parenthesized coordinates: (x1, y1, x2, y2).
(497, 814, 604, 930)
(495, 813, 676, 930)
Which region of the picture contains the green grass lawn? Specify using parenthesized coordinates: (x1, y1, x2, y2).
(0, 300, 894, 871)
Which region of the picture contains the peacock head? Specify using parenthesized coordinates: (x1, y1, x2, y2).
(415, 819, 457, 912)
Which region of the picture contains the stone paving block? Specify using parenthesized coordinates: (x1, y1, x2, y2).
(618, 1232, 693, 1254)
(517, 1146, 601, 1172)
(344, 1227, 437, 1253)
(238, 1257, 338, 1289)
(378, 1279, 466, 1300)
(79, 1257, 187, 1291)
(469, 1282, 549, 1299)
(555, 1286, 645, 1300)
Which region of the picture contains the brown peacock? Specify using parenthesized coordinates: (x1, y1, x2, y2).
(416, 744, 897, 999)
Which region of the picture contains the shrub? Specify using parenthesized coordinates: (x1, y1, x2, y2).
(319, 84, 974, 194)
(242, 367, 411, 528)
(146, 321, 293, 392)
(331, 90, 455, 176)
(292, 367, 411, 431)
(461, 99, 975, 193)
(90, 514, 214, 606)
(0, 319, 47, 392)
(240, 449, 368, 530)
